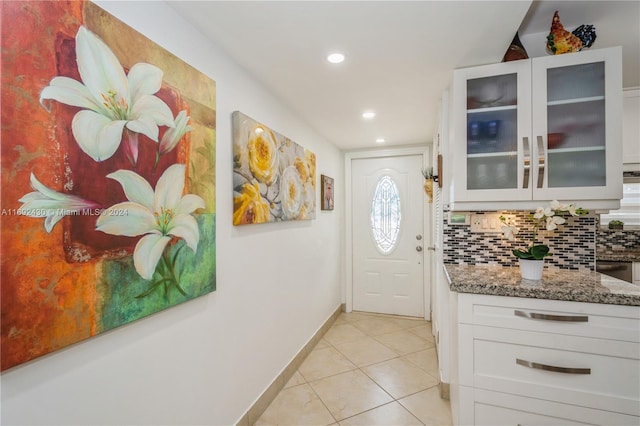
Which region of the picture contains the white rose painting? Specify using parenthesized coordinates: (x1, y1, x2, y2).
(233, 111, 316, 225)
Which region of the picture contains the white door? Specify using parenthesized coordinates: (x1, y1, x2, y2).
(351, 155, 425, 317)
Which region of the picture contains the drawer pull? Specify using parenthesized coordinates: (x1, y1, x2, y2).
(514, 310, 588, 322)
(516, 358, 591, 375)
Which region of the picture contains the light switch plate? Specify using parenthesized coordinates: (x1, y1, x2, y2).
(470, 213, 503, 233)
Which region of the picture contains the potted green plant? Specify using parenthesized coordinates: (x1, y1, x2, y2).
(500, 201, 588, 280)
(608, 220, 624, 230)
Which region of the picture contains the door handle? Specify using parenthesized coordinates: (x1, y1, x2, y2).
(537, 135, 545, 188)
(522, 136, 530, 189)
(416, 246, 423, 252)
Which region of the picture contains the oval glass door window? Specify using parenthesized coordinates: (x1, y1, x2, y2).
(370, 175, 402, 254)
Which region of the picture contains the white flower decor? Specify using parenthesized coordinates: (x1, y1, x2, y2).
(96, 164, 204, 280)
(159, 110, 192, 156)
(39, 26, 175, 164)
(280, 165, 303, 219)
(500, 200, 588, 260)
(18, 173, 100, 233)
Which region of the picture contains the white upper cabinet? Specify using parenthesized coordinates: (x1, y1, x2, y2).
(450, 47, 623, 211)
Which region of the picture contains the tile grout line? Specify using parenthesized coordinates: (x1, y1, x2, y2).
(301, 368, 340, 425)
(238, 304, 344, 426)
(295, 356, 341, 425)
(308, 330, 436, 386)
(307, 315, 436, 425)
(250, 312, 439, 425)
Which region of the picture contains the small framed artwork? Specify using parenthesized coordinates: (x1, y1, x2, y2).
(321, 175, 334, 211)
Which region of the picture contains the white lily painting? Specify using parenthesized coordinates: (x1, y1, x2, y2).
(3, 0, 216, 371)
(22, 22, 213, 296)
(17, 23, 205, 291)
(40, 26, 186, 166)
(97, 164, 205, 294)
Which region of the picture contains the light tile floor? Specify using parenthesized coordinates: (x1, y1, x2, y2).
(256, 311, 453, 426)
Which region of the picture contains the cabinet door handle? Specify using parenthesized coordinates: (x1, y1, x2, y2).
(514, 310, 588, 322)
(536, 135, 545, 188)
(522, 136, 530, 189)
(516, 358, 591, 375)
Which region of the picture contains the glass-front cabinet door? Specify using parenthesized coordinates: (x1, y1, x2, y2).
(451, 47, 622, 210)
(531, 47, 622, 202)
(452, 59, 532, 203)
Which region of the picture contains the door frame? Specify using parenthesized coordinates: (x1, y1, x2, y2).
(345, 145, 432, 320)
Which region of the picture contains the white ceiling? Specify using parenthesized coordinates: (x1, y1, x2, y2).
(168, 1, 640, 151)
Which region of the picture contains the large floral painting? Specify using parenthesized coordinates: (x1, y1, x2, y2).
(0, 1, 216, 371)
(233, 111, 315, 225)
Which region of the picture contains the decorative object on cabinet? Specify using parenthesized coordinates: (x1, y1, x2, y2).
(546, 10, 596, 55)
(502, 33, 529, 62)
(608, 220, 624, 230)
(422, 167, 435, 202)
(0, 0, 217, 371)
(233, 111, 316, 225)
(500, 201, 588, 280)
(321, 175, 334, 211)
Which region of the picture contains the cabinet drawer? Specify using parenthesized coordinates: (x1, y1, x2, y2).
(459, 324, 640, 416)
(458, 294, 640, 342)
(461, 386, 640, 426)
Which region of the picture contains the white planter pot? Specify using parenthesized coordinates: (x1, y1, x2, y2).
(519, 259, 544, 280)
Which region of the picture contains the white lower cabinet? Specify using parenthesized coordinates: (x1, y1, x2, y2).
(454, 293, 640, 425)
(460, 387, 639, 426)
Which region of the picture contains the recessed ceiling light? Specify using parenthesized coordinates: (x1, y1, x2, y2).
(376, 138, 385, 143)
(327, 53, 345, 64)
(362, 111, 376, 120)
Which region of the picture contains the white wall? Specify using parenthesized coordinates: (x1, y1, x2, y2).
(0, 1, 344, 425)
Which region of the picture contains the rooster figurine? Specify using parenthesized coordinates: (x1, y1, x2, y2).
(546, 11, 596, 55)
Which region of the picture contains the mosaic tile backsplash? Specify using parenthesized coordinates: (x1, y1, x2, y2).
(443, 210, 597, 271)
(596, 229, 640, 251)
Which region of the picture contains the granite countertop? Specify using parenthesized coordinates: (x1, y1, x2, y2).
(444, 264, 640, 306)
(596, 250, 640, 262)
